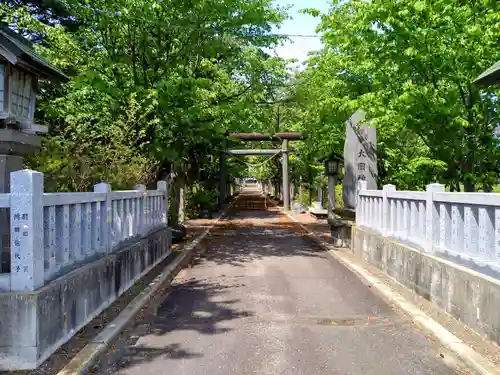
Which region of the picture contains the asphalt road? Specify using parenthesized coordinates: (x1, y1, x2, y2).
(94, 192, 460, 375)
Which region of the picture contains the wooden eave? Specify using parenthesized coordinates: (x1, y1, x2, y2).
(0, 26, 68, 83)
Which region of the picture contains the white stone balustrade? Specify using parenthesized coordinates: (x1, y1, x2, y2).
(357, 182, 500, 271)
(0, 169, 168, 291)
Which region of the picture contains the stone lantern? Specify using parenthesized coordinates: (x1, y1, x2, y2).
(320, 152, 343, 219)
(0, 25, 67, 272)
(0, 25, 67, 191)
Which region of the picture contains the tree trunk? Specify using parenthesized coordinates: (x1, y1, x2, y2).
(450, 180, 461, 192)
(462, 161, 475, 192)
(155, 162, 171, 185)
(463, 180, 475, 192)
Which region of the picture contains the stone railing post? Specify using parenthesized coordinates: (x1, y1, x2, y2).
(425, 183, 445, 253)
(10, 169, 44, 291)
(382, 184, 396, 235)
(157, 180, 168, 226)
(134, 184, 146, 235)
(356, 180, 368, 225)
(317, 186, 323, 205)
(94, 182, 112, 252)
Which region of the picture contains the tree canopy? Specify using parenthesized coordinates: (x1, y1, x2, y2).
(1, 0, 500, 221)
(291, 0, 500, 192)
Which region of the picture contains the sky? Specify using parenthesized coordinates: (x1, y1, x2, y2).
(269, 0, 331, 66)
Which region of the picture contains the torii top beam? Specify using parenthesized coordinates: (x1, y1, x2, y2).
(229, 132, 305, 141)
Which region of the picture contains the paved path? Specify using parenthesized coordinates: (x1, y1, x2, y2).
(94, 190, 460, 375)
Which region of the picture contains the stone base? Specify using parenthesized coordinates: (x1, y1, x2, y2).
(0, 227, 171, 370)
(291, 202, 307, 213)
(171, 224, 186, 242)
(309, 202, 327, 219)
(352, 226, 500, 346)
(341, 208, 356, 220)
(328, 218, 352, 248)
(0, 129, 41, 157)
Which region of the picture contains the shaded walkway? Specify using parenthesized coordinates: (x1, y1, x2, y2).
(94, 189, 460, 375)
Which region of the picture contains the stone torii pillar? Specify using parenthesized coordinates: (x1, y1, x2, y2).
(227, 132, 306, 212)
(219, 150, 226, 209)
(282, 138, 290, 211)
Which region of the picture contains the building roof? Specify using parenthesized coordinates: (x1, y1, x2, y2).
(0, 25, 68, 82)
(474, 60, 500, 86)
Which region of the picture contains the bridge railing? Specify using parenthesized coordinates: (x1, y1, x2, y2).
(357, 181, 500, 272)
(1, 169, 168, 292)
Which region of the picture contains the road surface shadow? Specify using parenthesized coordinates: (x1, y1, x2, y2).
(152, 279, 254, 335)
(99, 343, 203, 374)
(95, 276, 253, 374)
(96, 195, 330, 373)
(189, 210, 330, 268)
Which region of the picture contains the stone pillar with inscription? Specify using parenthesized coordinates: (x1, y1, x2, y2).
(342, 109, 378, 214)
(10, 169, 44, 291)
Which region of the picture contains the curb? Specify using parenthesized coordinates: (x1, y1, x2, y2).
(285, 211, 500, 375)
(56, 202, 234, 375)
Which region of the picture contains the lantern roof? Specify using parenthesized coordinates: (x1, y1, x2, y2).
(0, 24, 68, 82)
(319, 151, 343, 163)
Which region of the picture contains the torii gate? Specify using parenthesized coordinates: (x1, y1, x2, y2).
(219, 132, 305, 211)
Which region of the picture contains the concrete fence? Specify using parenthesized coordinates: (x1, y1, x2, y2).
(357, 180, 500, 273)
(355, 181, 500, 347)
(0, 169, 169, 292)
(0, 169, 172, 369)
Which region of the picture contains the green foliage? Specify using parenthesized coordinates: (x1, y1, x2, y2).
(27, 134, 156, 192)
(185, 183, 218, 219)
(252, 0, 500, 196)
(296, 187, 312, 208)
(1, 0, 291, 202)
(290, 0, 500, 191)
(334, 185, 344, 211)
(4, 0, 500, 218)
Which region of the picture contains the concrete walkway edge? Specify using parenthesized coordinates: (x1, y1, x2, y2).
(285, 212, 500, 375)
(56, 203, 234, 375)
